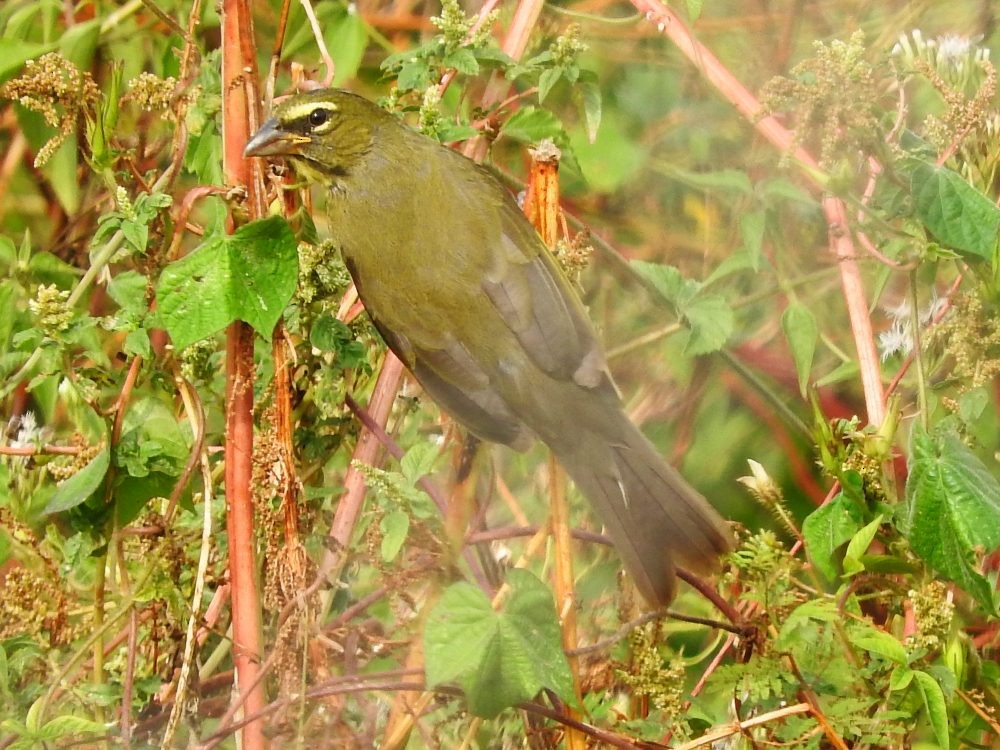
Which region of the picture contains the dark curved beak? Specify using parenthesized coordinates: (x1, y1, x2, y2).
(244, 118, 309, 158)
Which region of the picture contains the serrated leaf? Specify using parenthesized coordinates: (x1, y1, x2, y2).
(424, 569, 574, 717)
(682, 293, 734, 355)
(913, 670, 949, 748)
(443, 47, 479, 76)
(500, 107, 565, 146)
(910, 161, 1000, 261)
(397, 59, 431, 92)
(901, 427, 1000, 611)
(782, 302, 818, 396)
(801, 492, 864, 580)
(156, 216, 297, 349)
(630, 260, 695, 304)
(400, 442, 438, 485)
(44, 447, 109, 514)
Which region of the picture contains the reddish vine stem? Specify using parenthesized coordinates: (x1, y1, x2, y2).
(220, 0, 267, 746)
(630, 0, 886, 427)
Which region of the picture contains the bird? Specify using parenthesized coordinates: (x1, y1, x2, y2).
(245, 88, 732, 606)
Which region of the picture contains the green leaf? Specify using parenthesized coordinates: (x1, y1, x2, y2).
(630, 261, 693, 304)
(801, 492, 864, 580)
(576, 79, 602, 143)
(44, 447, 110, 514)
(912, 670, 949, 748)
(443, 47, 479, 76)
(397, 59, 431, 92)
(910, 161, 1000, 262)
(846, 622, 907, 665)
(569, 110, 643, 193)
(629, 261, 731, 354)
(901, 427, 1000, 611)
(156, 216, 298, 349)
(889, 665, 914, 691)
(0, 39, 53, 81)
(380, 510, 409, 561)
(424, 569, 574, 717)
(781, 303, 818, 396)
(400, 442, 438, 485)
(842, 515, 882, 577)
(739, 208, 765, 270)
(685, 0, 704, 20)
(326, 5, 369, 86)
(537, 66, 561, 103)
(33, 714, 107, 741)
(682, 293, 734, 356)
(500, 107, 565, 146)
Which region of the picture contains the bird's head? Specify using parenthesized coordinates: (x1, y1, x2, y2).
(244, 89, 383, 185)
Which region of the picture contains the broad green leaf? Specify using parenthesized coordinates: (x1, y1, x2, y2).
(569, 110, 643, 193)
(910, 161, 1000, 262)
(116, 397, 191, 478)
(326, 5, 369, 86)
(842, 515, 882, 577)
(901, 427, 1000, 611)
(912, 670, 949, 748)
(156, 216, 297, 349)
(424, 569, 574, 718)
(801, 492, 864, 580)
(685, 0, 704, 20)
(443, 47, 479, 76)
(846, 623, 907, 664)
(630, 261, 692, 304)
(500, 107, 565, 146)
(380, 510, 409, 561)
(32, 714, 107, 742)
(44, 447, 110, 514)
(538, 66, 561, 102)
(682, 293, 734, 355)
(0, 39, 53, 81)
(116, 471, 176, 526)
(781, 303, 818, 396)
(400, 442, 438, 485)
(889, 665, 914, 691)
(630, 261, 731, 354)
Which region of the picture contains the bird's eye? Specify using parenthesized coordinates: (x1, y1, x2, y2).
(309, 108, 330, 127)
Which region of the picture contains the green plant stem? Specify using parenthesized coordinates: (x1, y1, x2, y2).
(720, 348, 812, 440)
(908, 271, 929, 431)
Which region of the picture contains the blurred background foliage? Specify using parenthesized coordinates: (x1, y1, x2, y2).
(1, 0, 999, 746)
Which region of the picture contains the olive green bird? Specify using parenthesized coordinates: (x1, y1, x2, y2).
(245, 89, 731, 606)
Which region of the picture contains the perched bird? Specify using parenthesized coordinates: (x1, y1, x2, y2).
(245, 88, 731, 606)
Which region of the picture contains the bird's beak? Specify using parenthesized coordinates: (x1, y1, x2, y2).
(244, 118, 310, 158)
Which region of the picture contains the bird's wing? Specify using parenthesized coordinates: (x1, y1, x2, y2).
(368, 312, 532, 449)
(481, 196, 617, 395)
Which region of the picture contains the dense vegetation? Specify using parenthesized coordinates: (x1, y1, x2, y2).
(1, 0, 998, 747)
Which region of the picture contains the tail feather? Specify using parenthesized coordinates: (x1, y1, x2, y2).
(553, 412, 731, 607)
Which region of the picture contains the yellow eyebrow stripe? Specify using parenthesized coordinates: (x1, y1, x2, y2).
(281, 101, 339, 121)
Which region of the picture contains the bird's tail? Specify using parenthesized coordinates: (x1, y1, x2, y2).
(551, 411, 732, 606)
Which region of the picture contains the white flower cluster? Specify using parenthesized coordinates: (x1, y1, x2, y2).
(877, 294, 949, 361)
(891, 30, 991, 88)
